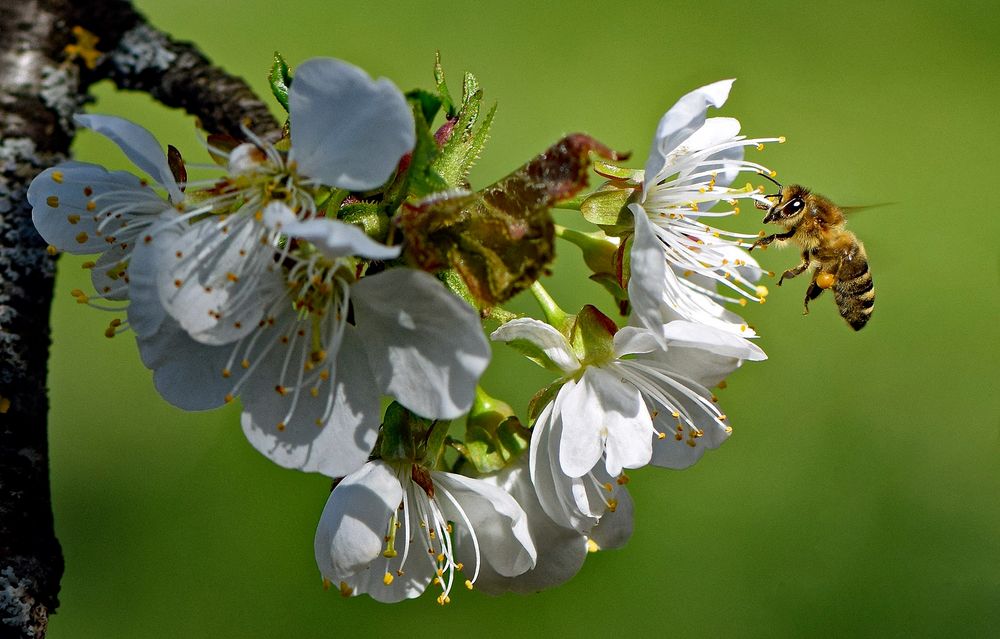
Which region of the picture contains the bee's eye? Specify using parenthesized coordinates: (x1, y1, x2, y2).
(786, 198, 805, 214)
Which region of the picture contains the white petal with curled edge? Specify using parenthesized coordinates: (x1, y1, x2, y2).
(459, 459, 587, 595)
(289, 58, 415, 191)
(314, 461, 403, 579)
(351, 268, 489, 419)
(74, 114, 182, 203)
(560, 367, 651, 478)
(28, 162, 164, 254)
(661, 320, 766, 361)
(435, 471, 536, 578)
(240, 325, 380, 478)
(613, 325, 662, 357)
(642, 80, 733, 200)
(490, 318, 581, 374)
(277, 215, 401, 261)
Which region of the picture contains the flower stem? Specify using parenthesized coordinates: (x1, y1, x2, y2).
(530, 281, 569, 332)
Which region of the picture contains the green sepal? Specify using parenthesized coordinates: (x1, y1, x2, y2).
(269, 51, 292, 112)
(461, 417, 529, 474)
(459, 390, 529, 474)
(339, 202, 389, 244)
(581, 184, 634, 228)
(589, 272, 628, 302)
(379, 402, 450, 467)
(527, 378, 564, 423)
(437, 268, 481, 312)
(569, 304, 617, 367)
(592, 159, 642, 182)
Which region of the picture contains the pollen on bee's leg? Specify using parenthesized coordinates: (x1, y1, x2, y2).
(816, 272, 836, 289)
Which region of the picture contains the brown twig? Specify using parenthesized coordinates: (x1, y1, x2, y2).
(0, 2, 278, 635)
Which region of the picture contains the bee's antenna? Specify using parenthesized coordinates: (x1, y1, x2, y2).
(758, 171, 783, 189)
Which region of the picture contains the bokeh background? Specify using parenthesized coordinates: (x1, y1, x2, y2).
(46, 0, 998, 636)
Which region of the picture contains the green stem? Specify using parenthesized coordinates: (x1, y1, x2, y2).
(530, 281, 569, 332)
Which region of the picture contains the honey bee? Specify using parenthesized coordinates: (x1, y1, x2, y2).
(749, 179, 874, 330)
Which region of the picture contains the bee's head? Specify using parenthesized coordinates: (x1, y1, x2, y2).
(755, 179, 810, 226)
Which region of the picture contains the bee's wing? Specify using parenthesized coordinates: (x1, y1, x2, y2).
(841, 203, 895, 215)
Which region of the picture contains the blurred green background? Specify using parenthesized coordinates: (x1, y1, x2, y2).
(46, 0, 998, 636)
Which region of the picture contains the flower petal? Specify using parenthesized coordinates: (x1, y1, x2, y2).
(490, 317, 580, 374)
(435, 471, 536, 578)
(289, 58, 415, 191)
(351, 268, 489, 419)
(588, 483, 634, 551)
(150, 214, 277, 345)
(460, 459, 587, 595)
(240, 325, 380, 477)
(642, 79, 733, 200)
(28, 162, 165, 255)
(661, 320, 766, 361)
(649, 386, 731, 469)
(314, 461, 403, 579)
(273, 213, 401, 261)
(74, 114, 182, 203)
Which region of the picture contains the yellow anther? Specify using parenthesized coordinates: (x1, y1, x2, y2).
(81, 260, 95, 269)
(241, 359, 250, 369)
(607, 498, 618, 513)
(319, 370, 330, 381)
(46, 245, 58, 256)
(717, 380, 728, 390)
(275, 385, 287, 396)
(173, 279, 182, 288)
(686, 439, 697, 448)
(224, 394, 234, 404)
(658, 432, 666, 439)
(769, 170, 778, 178)
(739, 298, 748, 307)
(756, 285, 770, 298)
(455, 562, 464, 571)
(67, 214, 80, 224)
(310, 387, 319, 397)
(671, 411, 680, 419)
(617, 474, 630, 485)
(75, 231, 89, 244)
(465, 580, 474, 590)
(740, 324, 747, 332)
(675, 433, 684, 441)
(51, 171, 64, 183)
(222, 369, 232, 379)
(436, 553, 445, 563)
(46, 195, 59, 208)
(586, 539, 601, 553)
(226, 272, 239, 283)
(778, 136, 787, 143)
(603, 482, 613, 492)
(339, 581, 353, 597)
(276, 422, 286, 432)
(321, 578, 331, 591)
(756, 143, 764, 151)
(104, 326, 116, 339)
(383, 572, 394, 586)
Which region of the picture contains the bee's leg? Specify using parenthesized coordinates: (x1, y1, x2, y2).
(778, 251, 811, 286)
(748, 230, 795, 251)
(802, 281, 824, 315)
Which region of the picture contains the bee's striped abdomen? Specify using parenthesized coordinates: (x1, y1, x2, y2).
(833, 241, 874, 330)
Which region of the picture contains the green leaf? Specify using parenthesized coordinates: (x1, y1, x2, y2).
(405, 89, 442, 128)
(269, 51, 292, 112)
(433, 51, 456, 117)
(338, 202, 388, 243)
(432, 89, 493, 189)
(404, 102, 449, 198)
(400, 134, 626, 305)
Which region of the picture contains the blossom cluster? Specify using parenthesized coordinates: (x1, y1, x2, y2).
(31, 56, 779, 603)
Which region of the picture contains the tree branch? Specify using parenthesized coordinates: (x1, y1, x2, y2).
(0, 2, 277, 635)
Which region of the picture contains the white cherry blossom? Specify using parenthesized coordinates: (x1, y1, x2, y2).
(314, 460, 535, 604)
